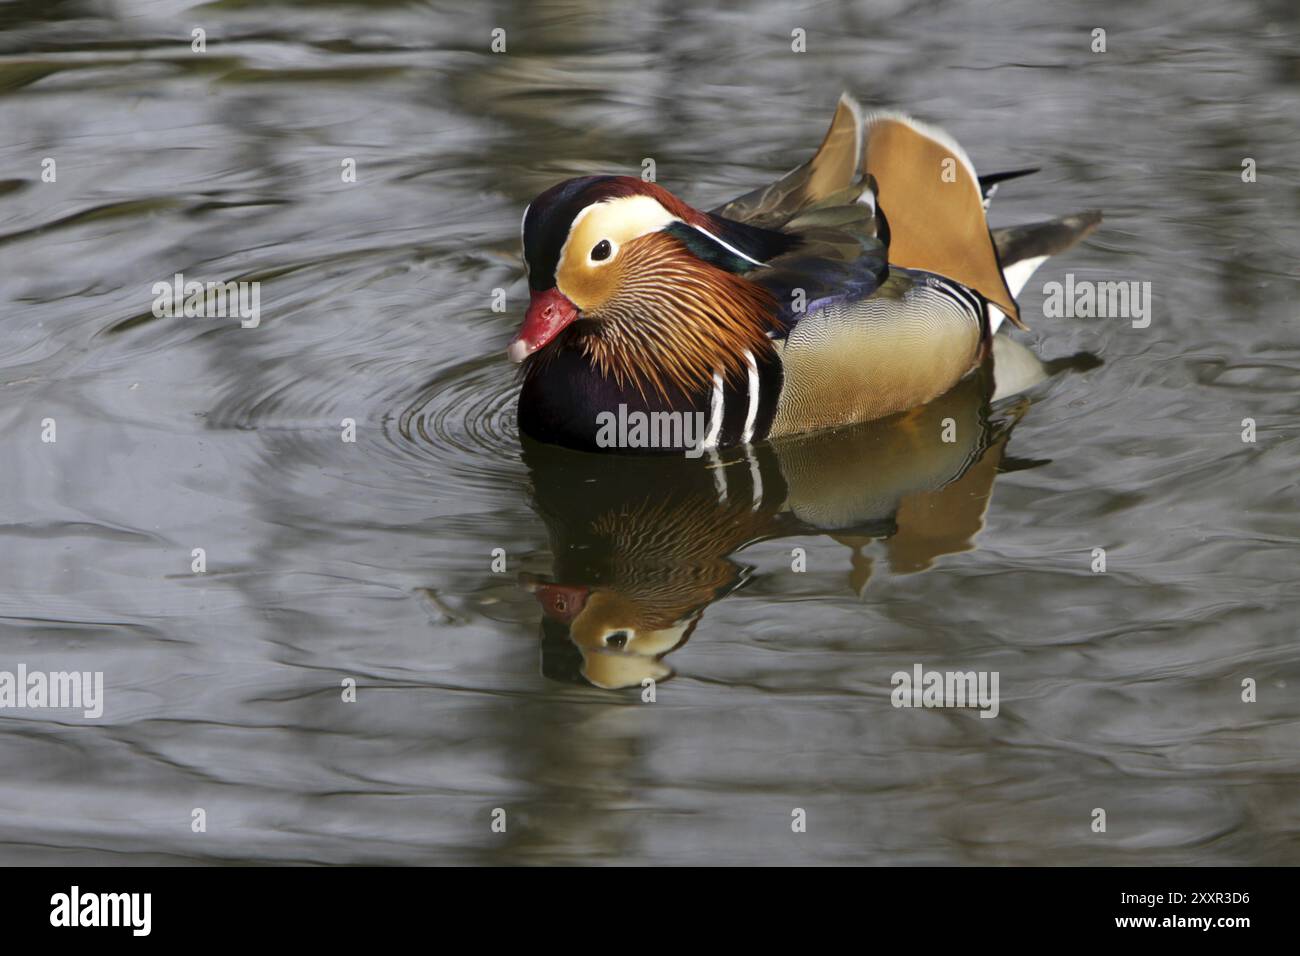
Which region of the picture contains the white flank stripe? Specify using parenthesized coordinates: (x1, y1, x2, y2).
(741, 350, 760, 444)
(702, 371, 725, 450)
(709, 450, 727, 502)
(745, 445, 762, 510)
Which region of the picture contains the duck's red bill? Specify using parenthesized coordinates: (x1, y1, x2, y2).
(508, 288, 578, 363)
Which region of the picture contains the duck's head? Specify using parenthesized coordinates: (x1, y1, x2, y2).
(527, 578, 700, 690)
(509, 175, 796, 398)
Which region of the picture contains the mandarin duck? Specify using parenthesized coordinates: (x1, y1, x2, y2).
(509, 94, 1100, 452)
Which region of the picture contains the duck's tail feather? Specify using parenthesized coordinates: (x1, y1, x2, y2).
(991, 211, 1104, 271)
(987, 211, 1103, 332)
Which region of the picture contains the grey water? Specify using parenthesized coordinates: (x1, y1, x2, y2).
(0, 0, 1297, 864)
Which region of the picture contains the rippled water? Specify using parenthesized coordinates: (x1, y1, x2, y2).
(1, 0, 1297, 865)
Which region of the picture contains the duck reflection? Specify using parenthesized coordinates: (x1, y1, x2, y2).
(521, 338, 1096, 689)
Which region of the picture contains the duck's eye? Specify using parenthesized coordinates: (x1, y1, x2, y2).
(605, 630, 629, 650)
(590, 239, 612, 262)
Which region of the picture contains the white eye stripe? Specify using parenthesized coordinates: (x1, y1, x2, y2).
(559, 196, 677, 274)
(689, 224, 766, 266)
(555, 193, 770, 278)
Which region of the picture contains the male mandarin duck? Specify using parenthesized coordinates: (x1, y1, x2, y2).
(509, 93, 1100, 451)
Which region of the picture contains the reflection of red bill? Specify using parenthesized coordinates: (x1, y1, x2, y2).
(507, 288, 579, 363)
(526, 581, 589, 624)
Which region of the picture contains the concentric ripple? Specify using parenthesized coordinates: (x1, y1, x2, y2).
(389, 353, 526, 495)
(399, 355, 520, 461)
